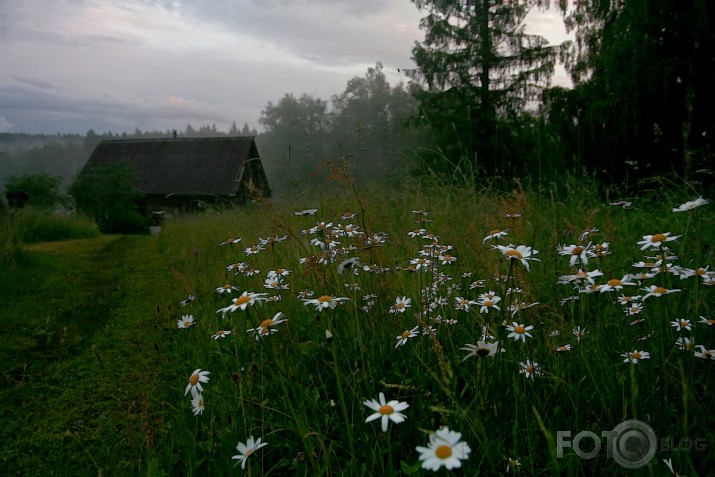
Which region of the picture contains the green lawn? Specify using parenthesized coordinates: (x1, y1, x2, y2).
(1, 183, 713, 476)
(1, 235, 175, 475)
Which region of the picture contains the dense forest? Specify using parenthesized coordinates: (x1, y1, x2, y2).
(2, 1, 713, 199)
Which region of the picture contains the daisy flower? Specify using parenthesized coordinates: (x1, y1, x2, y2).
(258, 234, 288, 246)
(482, 228, 509, 244)
(555, 344, 572, 352)
(641, 285, 681, 300)
(184, 368, 210, 396)
(572, 326, 589, 341)
(389, 296, 412, 314)
(477, 295, 501, 314)
(179, 294, 197, 307)
(625, 303, 643, 316)
(215, 284, 240, 294)
(217, 292, 268, 314)
(438, 252, 457, 265)
(294, 208, 318, 216)
(336, 257, 362, 275)
(558, 269, 604, 286)
(557, 243, 596, 267)
(395, 326, 420, 348)
(670, 319, 691, 332)
(637, 232, 680, 250)
(675, 337, 695, 351)
(673, 196, 709, 212)
(461, 341, 504, 360)
(244, 244, 265, 255)
(621, 350, 650, 364)
(219, 237, 242, 245)
(247, 312, 288, 340)
(363, 392, 409, 432)
(211, 330, 231, 340)
(232, 436, 268, 469)
(694, 345, 715, 360)
(599, 277, 636, 293)
(302, 294, 348, 311)
(592, 242, 611, 256)
(699, 315, 715, 326)
(663, 457, 683, 476)
(416, 427, 471, 471)
(454, 296, 477, 312)
(507, 457, 521, 473)
(263, 277, 289, 290)
(177, 314, 195, 329)
(617, 294, 641, 305)
(519, 360, 542, 379)
(506, 322, 534, 342)
(493, 244, 540, 272)
(190, 389, 205, 416)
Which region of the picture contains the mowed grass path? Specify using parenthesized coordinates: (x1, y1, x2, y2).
(1, 235, 176, 475)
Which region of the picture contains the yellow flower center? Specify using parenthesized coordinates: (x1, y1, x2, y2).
(572, 246, 584, 255)
(685, 341, 694, 350)
(651, 233, 667, 243)
(680, 321, 688, 327)
(630, 352, 641, 359)
(643, 262, 657, 267)
(318, 295, 332, 302)
(695, 268, 706, 276)
(276, 268, 285, 274)
(270, 281, 278, 287)
(260, 319, 273, 328)
(260, 327, 270, 335)
(224, 284, 232, 289)
(654, 287, 668, 294)
(190, 374, 199, 385)
(378, 405, 394, 415)
(607, 279, 622, 286)
(235, 295, 251, 305)
(435, 445, 453, 459)
(443, 254, 452, 261)
(514, 325, 525, 334)
(215, 330, 224, 336)
(526, 365, 535, 373)
(401, 331, 411, 339)
(488, 229, 501, 235)
(484, 300, 494, 307)
(506, 249, 523, 259)
(397, 303, 405, 309)
(245, 449, 254, 457)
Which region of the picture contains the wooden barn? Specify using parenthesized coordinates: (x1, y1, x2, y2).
(82, 136, 271, 214)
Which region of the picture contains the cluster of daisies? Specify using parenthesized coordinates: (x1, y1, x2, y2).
(174, 196, 711, 472)
(554, 197, 714, 364)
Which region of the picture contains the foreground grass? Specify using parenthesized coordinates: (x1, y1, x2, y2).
(152, 183, 714, 475)
(2, 181, 714, 475)
(0, 235, 175, 475)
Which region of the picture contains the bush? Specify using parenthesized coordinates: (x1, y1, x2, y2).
(6, 208, 100, 245)
(4, 172, 68, 209)
(70, 161, 147, 233)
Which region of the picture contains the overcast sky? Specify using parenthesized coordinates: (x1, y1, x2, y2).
(0, 0, 572, 135)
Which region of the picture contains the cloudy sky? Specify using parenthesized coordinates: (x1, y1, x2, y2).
(0, 0, 572, 135)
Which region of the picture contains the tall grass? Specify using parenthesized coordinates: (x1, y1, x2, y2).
(150, 179, 713, 475)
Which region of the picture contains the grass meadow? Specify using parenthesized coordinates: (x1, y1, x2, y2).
(1, 177, 714, 475)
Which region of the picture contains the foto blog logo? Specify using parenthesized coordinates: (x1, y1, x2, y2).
(556, 419, 707, 469)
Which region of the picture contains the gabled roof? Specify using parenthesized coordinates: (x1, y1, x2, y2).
(84, 136, 263, 197)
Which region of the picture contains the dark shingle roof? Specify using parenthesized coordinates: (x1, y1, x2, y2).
(85, 136, 261, 197)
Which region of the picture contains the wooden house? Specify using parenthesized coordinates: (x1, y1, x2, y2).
(81, 136, 270, 214)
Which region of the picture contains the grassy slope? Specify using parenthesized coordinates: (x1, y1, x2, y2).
(0, 235, 175, 475)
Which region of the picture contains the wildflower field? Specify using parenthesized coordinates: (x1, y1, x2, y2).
(2, 180, 714, 475)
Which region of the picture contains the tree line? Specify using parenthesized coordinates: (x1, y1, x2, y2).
(4, 1, 713, 202)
